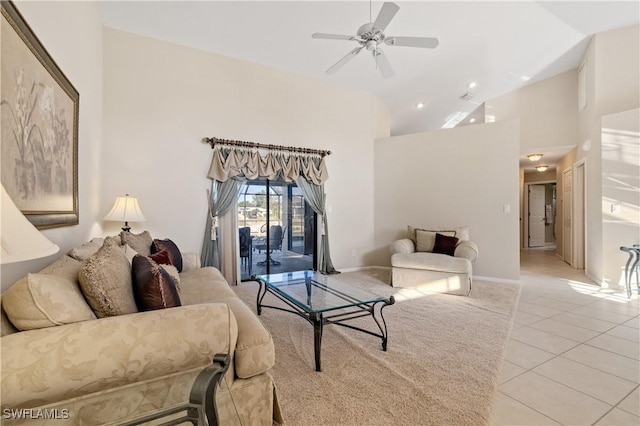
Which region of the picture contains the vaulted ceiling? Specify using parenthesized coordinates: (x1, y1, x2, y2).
(99, 1, 639, 137)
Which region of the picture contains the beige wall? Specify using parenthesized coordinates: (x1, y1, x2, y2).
(1, 1, 104, 291)
(488, 70, 578, 151)
(601, 108, 640, 286)
(373, 120, 521, 281)
(578, 24, 640, 285)
(102, 28, 390, 271)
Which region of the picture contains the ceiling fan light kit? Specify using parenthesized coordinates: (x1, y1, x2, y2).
(312, 2, 439, 78)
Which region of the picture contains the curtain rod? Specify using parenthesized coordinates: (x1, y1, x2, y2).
(202, 137, 331, 157)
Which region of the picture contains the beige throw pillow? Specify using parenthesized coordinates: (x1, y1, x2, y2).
(3, 273, 96, 331)
(415, 230, 437, 252)
(120, 244, 139, 264)
(408, 225, 470, 245)
(67, 238, 105, 261)
(38, 255, 83, 281)
(79, 239, 138, 318)
(121, 231, 153, 256)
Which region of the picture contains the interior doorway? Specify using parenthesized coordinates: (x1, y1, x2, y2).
(237, 179, 316, 280)
(525, 182, 557, 248)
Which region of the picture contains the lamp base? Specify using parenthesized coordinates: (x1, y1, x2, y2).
(121, 222, 131, 233)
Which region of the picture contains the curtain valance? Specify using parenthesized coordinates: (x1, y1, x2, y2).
(207, 147, 329, 185)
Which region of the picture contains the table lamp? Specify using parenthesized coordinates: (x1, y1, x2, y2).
(104, 194, 146, 232)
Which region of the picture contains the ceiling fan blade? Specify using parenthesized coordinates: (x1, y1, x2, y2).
(326, 47, 363, 75)
(373, 2, 399, 32)
(372, 49, 394, 79)
(312, 32, 356, 41)
(385, 36, 439, 49)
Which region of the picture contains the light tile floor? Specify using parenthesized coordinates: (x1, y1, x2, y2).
(490, 247, 640, 426)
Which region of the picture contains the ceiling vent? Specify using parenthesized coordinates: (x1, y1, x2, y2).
(459, 92, 475, 101)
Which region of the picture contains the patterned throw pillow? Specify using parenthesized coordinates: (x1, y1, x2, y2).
(2, 273, 96, 331)
(151, 239, 183, 272)
(120, 230, 153, 256)
(132, 255, 181, 311)
(432, 233, 459, 256)
(78, 239, 138, 318)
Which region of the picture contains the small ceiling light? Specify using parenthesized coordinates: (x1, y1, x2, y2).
(527, 153, 543, 162)
(536, 165, 549, 172)
(415, 102, 424, 109)
(468, 81, 477, 89)
(521, 75, 531, 82)
(469, 118, 476, 123)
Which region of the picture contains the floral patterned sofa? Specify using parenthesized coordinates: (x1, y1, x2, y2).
(1, 233, 282, 425)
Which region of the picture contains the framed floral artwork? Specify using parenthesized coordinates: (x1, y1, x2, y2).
(1, 0, 79, 229)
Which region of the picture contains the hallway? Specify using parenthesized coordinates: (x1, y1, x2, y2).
(491, 247, 639, 425)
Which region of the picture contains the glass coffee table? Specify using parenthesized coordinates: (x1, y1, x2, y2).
(253, 271, 395, 371)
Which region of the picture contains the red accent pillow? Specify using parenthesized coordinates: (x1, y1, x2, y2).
(151, 239, 183, 272)
(433, 233, 459, 256)
(149, 249, 171, 266)
(132, 255, 181, 311)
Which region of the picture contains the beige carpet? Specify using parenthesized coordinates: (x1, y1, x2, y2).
(233, 269, 521, 426)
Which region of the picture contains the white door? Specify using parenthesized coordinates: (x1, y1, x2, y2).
(563, 168, 572, 264)
(528, 185, 545, 247)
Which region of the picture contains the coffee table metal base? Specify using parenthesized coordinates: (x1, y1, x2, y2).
(255, 276, 395, 372)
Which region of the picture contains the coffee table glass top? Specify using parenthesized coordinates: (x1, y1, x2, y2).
(255, 270, 387, 313)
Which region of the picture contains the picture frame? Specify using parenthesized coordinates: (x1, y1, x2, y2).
(1, 0, 79, 229)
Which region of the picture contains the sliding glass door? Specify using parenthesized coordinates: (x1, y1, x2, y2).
(237, 179, 316, 281)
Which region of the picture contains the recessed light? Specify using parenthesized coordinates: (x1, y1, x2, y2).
(415, 102, 424, 109)
(469, 118, 476, 123)
(521, 75, 531, 82)
(468, 82, 477, 89)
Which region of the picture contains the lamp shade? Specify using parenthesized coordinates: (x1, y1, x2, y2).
(1, 184, 60, 264)
(104, 194, 146, 231)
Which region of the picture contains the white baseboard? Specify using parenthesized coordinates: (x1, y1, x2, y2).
(584, 270, 603, 287)
(473, 275, 521, 285)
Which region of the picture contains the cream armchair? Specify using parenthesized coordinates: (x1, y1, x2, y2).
(390, 226, 479, 296)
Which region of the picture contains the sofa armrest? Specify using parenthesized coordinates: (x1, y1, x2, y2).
(182, 252, 201, 271)
(390, 238, 416, 255)
(455, 240, 479, 262)
(1, 303, 238, 409)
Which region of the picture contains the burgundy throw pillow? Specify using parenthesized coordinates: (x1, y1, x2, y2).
(151, 239, 183, 272)
(132, 255, 181, 311)
(432, 233, 459, 256)
(149, 249, 171, 266)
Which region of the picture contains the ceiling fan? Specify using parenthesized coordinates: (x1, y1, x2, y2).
(312, 2, 439, 78)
